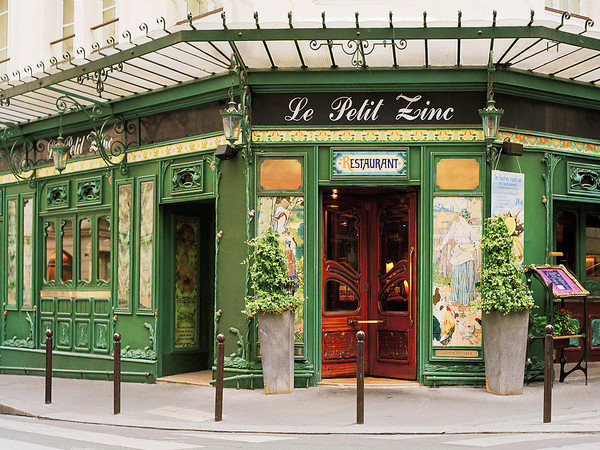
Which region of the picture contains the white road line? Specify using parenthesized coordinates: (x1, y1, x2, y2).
(0, 437, 58, 450)
(181, 432, 298, 443)
(445, 434, 563, 447)
(0, 417, 202, 450)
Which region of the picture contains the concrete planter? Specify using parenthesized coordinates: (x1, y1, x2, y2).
(482, 310, 529, 395)
(257, 310, 294, 394)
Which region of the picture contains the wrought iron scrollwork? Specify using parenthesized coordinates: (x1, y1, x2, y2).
(55, 94, 132, 175)
(76, 62, 124, 97)
(309, 38, 407, 68)
(0, 125, 47, 186)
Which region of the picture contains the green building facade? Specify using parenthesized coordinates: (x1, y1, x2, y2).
(2, 17, 600, 386)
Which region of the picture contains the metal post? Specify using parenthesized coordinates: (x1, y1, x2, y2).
(113, 333, 121, 415)
(45, 329, 53, 404)
(356, 330, 365, 425)
(215, 334, 225, 422)
(544, 324, 553, 423)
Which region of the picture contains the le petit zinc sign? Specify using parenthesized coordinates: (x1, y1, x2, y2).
(333, 150, 407, 177)
(253, 92, 484, 126)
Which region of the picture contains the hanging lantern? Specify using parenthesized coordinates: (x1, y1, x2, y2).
(220, 100, 243, 144)
(479, 98, 504, 146)
(51, 134, 70, 173)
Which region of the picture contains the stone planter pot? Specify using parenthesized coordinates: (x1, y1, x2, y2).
(482, 310, 529, 395)
(257, 310, 294, 394)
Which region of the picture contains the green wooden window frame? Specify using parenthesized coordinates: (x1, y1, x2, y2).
(42, 211, 110, 290)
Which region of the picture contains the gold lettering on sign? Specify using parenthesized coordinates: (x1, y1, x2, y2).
(435, 349, 479, 358)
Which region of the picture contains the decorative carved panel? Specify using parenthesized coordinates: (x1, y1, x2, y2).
(171, 163, 203, 194)
(75, 320, 90, 351)
(323, 331, 357, 360)
(76, 177, 102, 205)
(378, 330, 408, 360)
(46, 182, 69, 209)
(94, 320, 110, 352)
(40, 319, 54, 346)
(568, 162, 600, 197)
(56, 319, 72, 350)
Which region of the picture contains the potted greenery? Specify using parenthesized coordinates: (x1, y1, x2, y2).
(243, 229, 302, 394)
(478, 215, 535, 395)
(531, 307, 579, 349)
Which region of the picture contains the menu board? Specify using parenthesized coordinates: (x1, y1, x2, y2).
(527, 264, 589, 298)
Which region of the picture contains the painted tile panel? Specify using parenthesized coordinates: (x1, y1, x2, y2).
(117, 184, 132, 308)
(432, 197, 482, 348)
(139, 181, 154, 310)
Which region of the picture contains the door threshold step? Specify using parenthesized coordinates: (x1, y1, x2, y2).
(319, 377, 418, 387)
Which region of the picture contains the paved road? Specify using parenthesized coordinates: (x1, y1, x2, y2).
(2, 415, 600, 449)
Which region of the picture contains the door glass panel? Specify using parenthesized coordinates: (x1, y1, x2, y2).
(556, 211, 577, 272)
(324, 279, 359, 312)
(61, 220, 73, 282)
(379, 205, 410, 312)
(586, 213, 600, 296)
(325, 208, 359, 272)
(97, 216, 111, 283)
(80, 218, 92, 283)
(45, 222, 56, 282)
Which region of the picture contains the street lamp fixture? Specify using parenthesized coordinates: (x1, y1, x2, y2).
(479, 97, 503, 147)
(220, 100, 243, 145)
(51, 132, 70, 173)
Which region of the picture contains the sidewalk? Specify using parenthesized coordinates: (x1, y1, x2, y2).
(1, 364, 599, 435)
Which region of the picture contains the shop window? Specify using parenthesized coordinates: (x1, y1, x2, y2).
(586, 214, 600, 296)
(61, 220, 73, 282)
(45, 222, 57, 283)
(117, 183, 132, 309)
(138, 180, 154, 310)
(22, 197, 33, 308)
(259, 158, 303, 192)
(556, 211, 577, 272)
(102, 0, 117, 43)
(62, 0, 74, 54)
(6, 198, 17, 307)
(436, 159, 479, 191)
(97, 216, 111, 284)
(79, 218, 92, 285)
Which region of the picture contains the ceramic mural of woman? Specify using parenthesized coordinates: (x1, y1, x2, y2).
(441, 208, 479, 307)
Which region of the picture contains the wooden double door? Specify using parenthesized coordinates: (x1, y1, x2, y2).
(322, 191, 417, 379)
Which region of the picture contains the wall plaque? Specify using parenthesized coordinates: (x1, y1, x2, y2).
(435, 349, 479, 358)
(332, 150, 407, 177)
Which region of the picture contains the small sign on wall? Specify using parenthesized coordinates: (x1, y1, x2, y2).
(332, 150, 407, 177)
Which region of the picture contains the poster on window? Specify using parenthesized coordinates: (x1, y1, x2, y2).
(432, 197, 482, 347)
(491, 170, 525, 264)
(258, 197, 305, 342)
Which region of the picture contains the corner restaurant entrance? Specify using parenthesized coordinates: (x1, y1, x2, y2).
(322, 189, 417, 379)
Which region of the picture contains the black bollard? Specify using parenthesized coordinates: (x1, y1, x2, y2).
(113, 333, 121, 415)
(215, 334, 225, 422)
(356, 330, 365, 425)
(544, 324, 553, 423)
(45, 329, 53, 404)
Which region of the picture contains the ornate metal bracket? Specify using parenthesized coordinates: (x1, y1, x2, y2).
(76, 63, 124, 97)
(0, 125, 47, 186)
(310, 38, 407, 68)
(55, 95, 132, 175)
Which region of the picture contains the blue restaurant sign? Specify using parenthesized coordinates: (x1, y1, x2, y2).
(332, 150, 407, 177)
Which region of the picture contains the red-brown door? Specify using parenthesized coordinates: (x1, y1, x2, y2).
(322, 191, 417, 379)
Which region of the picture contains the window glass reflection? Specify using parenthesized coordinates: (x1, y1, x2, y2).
(45, 222, 56, 282)
(61, 220, 73, 282)
(80, 219, 92, 283)
(324, 280, 359, 312)
(325, 208, 359, 272)
(98, 216, 111, 283)
(586, 213, 600, 296)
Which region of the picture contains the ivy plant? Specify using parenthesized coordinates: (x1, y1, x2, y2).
(243, 229, 302, 316)
(477, 215, 535, 314)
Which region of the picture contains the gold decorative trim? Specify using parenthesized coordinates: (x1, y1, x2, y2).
(40, 290, 111, 298)
(252, 129, 483, 143)
(0, 135, 227, 185)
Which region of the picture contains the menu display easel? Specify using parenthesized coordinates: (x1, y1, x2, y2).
(524, 264, 589, 384)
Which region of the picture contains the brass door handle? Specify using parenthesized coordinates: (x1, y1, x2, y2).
(408, 246, 414, 326)
(347, 318, 386, 326)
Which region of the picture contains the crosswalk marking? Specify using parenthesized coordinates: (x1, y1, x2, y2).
(0, 417, 202, 450)
(0, 437, 57, 450)
(181, 432, 297, 443)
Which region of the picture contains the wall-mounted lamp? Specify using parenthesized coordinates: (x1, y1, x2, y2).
(51, 133, 70, 173)
(217, 54, 251, 162)
(479, 97, 503, 147)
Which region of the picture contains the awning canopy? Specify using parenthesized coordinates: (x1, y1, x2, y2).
(1, 11, 600, 128)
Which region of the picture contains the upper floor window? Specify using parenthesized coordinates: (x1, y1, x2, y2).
(546, 0, 580, 15)
(186, 0, 222, 18)
(62, 0, 74, 54)
(102, 0, 117, 43)
(0, 0, 8, 75)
